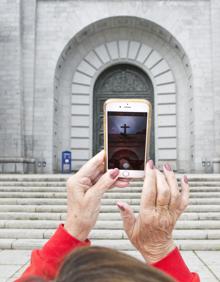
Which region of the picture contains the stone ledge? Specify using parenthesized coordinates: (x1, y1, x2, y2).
(0, 158, 36, 174)
(0, 158, 35, 164)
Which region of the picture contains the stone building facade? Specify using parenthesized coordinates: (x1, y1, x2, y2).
(0, 0, 220, 173)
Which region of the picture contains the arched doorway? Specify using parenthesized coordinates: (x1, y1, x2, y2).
(93, 64, 155, 161)
(55, 16, 192, 172)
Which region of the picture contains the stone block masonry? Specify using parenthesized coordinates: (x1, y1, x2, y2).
(0, 0, 24, 161)
(0, 0, 220, 173)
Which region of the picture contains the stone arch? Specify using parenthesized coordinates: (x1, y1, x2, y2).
(54, 16, 192, 172)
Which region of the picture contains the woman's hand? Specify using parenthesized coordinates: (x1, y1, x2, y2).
(117, 161, 189, 263)
(64, 151, 130, 241)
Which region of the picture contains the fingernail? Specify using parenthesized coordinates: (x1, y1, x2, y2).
(164, 163, 172, 171)
(147, 160, 154, 169)
(117, 202, 125, 211)
(110, 169, 119, 179)
(184, 175, 188, 184)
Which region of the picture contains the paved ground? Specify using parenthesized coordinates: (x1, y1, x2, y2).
(0, 250, 219, 281)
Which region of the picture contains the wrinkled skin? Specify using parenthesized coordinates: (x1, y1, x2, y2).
(117, 162, 189, 263)
(64, 151, 130, 241)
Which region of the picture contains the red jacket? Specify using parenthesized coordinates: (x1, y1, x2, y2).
(16, 225, 200, 282)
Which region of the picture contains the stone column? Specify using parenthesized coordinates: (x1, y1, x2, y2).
(0, 0, 24, 172)
(211, 0, 220, 171)
(20, 0, 37, 159)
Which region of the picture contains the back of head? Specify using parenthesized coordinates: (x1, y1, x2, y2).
(56, 246, 174, 282)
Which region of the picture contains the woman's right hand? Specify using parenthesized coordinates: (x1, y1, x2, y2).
(117, 161, 189, 263)
(64, 151, 130, 242)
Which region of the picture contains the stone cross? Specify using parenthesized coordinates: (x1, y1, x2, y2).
(121, 123, 130, 135)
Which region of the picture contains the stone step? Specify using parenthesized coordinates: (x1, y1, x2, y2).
(1, 212, 220, 221)
(108, 191, 220, 199)
(0, 191, 220, 199)
(0, 175, 220, 252)
(0, 187, 69, 192)
(0, 182, 66, 187)
(0, 173, 220, 181)
(0, 180, 220, 187)
(0, 220, 220, 229)
(90, 239, 220, 251)
(126, 181, 220, 187)
(0, 173, 219, 179)
(0, 177, 167, 182)
(186, 182, 220, 187)
(0, 238, 220, 251)
(110, 186, 220, 192)
(0, 197, 220, 205)
(0, 229, 220, 240)
(1, 186, 220, 193)
(96, 220, 220, 230)
(0, 176, 69, 182)
(33, 229, 220, 240)
(0, 204, 220, 213)
(0, 212, 63, 220)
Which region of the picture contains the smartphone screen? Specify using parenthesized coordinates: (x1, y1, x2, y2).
(108, 111, 147, 170)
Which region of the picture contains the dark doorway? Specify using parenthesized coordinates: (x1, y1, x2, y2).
(93, 64, 155, 161)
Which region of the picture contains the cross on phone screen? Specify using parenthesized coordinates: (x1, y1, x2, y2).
(108, 111, 147, 171)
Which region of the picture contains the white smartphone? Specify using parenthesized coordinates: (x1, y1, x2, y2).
(104, 99, 152, 178)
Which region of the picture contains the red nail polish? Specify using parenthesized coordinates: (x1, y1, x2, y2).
(148, 160, 154, 169)
(110, 169, 119, 179)
(117, 203, 125, 211)
(164, 163, 172, 171)
(184, 175, 188, 184)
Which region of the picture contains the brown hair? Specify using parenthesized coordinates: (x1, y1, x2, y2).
(56, 246, 174, 282)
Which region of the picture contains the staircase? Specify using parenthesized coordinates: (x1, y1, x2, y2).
(0, 174, 220, 252)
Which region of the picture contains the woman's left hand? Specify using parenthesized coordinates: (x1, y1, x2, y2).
(64, 150, 130, 241)
(118, 161, 189, 263)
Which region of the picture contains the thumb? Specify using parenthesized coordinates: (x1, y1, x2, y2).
(117, 201, 136, 238)
(91, 168, 119, 195)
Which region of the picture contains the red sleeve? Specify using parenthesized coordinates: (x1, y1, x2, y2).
(15, 224, 90, 282)
(152, 247, 200, 282)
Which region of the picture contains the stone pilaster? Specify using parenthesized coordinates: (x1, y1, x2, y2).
(0, 0, 24, 172)
(211, 0, 220, 160)
(20, 0, 37, 159)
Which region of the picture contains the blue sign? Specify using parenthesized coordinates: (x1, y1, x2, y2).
(62, 151, 72, 173)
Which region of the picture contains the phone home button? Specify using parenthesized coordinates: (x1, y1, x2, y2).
(122, 171, 129, 177)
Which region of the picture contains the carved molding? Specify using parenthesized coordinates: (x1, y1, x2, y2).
(99, 70, 151, 92)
